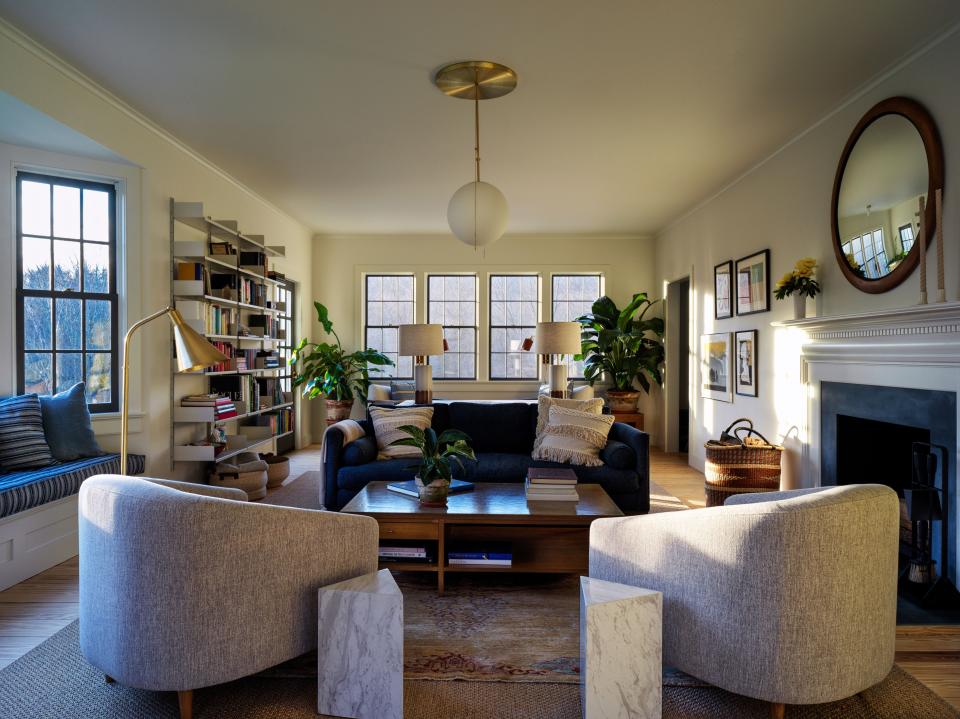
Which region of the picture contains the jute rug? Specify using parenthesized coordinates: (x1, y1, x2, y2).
(1, 622, 957, 718)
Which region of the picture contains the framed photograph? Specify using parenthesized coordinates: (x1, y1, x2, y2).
(735, 330, 758, 397)
(735, 249, 770, 315)
(714, 261, 733, 319)
(700, 332, 732, 402)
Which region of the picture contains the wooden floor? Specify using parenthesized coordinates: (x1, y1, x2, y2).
(0, 447, 957, 710)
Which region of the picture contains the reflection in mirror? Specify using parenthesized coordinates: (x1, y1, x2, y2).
(837, 114, 927, 281)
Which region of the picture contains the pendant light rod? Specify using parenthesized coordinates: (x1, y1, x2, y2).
(474, 67, 481, 183)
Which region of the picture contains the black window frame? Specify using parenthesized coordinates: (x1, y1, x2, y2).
(427, 274, 478, 381)
(363, 273, 414, 380)
(488, 273, 540, 381)
(15, 171, 119, 413)
(551, 273, 603, 380)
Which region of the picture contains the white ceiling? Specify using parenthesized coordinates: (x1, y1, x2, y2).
(1, 1, 958, 235)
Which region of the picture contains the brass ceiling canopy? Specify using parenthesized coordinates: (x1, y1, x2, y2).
(434, 61, 517, 100)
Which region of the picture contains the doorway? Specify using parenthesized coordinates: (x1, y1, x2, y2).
(664, 276, 691, 453)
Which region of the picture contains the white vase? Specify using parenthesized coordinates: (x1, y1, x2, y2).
(793, 294, 807, 320)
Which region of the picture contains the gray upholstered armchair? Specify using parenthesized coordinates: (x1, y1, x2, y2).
(589, 484, 899, 718)
(78, 475, 379, 719)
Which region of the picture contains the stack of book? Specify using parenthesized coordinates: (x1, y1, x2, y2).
(525, 467, 579, 501)
(448, 544, 513, 567)
(181, 394, 238, 421)
(379, 545, 431, 563)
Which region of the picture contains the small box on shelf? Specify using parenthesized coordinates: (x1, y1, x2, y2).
(173, 279, 204, 296)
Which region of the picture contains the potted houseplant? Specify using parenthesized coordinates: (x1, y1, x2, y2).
(774, 257, 821, 319)
(390, 425, 476, 506)
(290, 302, 393, 422)
(576, 293, 665, 413)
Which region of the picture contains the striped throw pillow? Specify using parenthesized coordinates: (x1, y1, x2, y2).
(0, 394, 56, 471)
(369, 406, 435, 459)
(532, 405, 614, 467)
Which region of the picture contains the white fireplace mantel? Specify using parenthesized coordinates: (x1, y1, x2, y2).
(776, 301, 960, 585)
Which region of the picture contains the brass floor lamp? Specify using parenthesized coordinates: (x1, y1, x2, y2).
(119, 307, 227, 475)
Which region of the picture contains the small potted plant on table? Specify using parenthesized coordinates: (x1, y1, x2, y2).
(391, 426, 475, 506)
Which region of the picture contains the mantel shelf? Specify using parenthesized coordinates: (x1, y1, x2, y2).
(771, 300, 960, 332)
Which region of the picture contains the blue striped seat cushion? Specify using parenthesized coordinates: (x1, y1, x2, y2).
(0, 453, 145, 519)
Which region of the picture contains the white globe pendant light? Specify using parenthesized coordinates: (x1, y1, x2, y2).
(447, 180, 508, 248)
(435, 61, 517, 249)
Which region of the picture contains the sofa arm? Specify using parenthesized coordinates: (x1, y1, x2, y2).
(324, 420, 375, 510)
(141, 477, 248, 501)
(607, 422, 650, 512)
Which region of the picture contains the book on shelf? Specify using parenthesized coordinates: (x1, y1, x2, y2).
(379, 545, 431, 561)
(209, 242, 236, 255)
(527, 467, 578, 485)
(386, 478, 474, 499)
(447, 543, 512, 566)
(177, 261, 206, 281)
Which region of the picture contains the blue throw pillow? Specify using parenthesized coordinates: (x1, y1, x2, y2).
(0, 394, 56, 470)
(39, 382, 102, 461)
(599, 439, 636, 470)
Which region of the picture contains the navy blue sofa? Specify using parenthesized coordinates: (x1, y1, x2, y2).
(323, 402, 649, 513)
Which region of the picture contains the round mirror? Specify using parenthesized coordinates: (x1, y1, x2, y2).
(831, 97, 943, 293)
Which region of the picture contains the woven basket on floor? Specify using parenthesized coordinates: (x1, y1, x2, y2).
(704, 420, 783, 507)
(260, 453, 290, 488)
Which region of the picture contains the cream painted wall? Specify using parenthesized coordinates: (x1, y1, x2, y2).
(653, 31, 960, 475)
(311, 234, 657, 442)
(0, 23, 315, 478)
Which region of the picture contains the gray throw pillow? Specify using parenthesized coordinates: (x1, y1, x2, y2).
(39, 382, 102, 461)
(0, 394, 56, 470)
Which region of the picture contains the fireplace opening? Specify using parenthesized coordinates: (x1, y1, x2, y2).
(836, 414, 930, 493)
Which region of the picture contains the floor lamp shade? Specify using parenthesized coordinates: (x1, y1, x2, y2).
(399, 324, 444, 404)
(535, 322, 581, 398)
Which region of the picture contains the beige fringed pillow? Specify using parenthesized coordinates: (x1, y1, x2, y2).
(534, 394, 605, 446)
(369, 406, 434, 459)
(532, 405, 614, 467)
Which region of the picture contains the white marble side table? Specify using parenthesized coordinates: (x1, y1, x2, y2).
(317, 569, 403, 719)
(580, 576, 662, 719)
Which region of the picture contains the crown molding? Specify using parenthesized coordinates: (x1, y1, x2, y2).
(314, 232, 651, 242)
(0, 18, 310, 233)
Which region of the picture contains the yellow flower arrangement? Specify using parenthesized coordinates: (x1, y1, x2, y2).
(774, 257, 821, 300)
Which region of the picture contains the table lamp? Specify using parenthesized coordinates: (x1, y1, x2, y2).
(534, 322, 582, 398)
(120, 307, 228, 475)
(399, 324, 445, 404)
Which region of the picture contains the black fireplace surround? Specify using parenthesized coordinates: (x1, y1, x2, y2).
(821, 381, 957, 587)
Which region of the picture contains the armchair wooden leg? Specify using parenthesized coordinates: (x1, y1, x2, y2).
(770, 702, 785, 719)
(177, 690, 193, 719)
(104, 674, 115, 684)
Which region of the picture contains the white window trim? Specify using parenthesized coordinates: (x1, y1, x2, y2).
(1, 142, 143, 435)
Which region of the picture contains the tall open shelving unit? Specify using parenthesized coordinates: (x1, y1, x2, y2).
(169, 199, 295, 469)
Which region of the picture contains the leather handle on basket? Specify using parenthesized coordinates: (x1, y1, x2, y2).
(719, 418, 754, 445)
(733, 425, 773, 447)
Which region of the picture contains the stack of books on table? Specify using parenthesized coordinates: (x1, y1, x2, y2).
(447, 544, 513, 567)
(525, 467, 579, 501)
(181, 394, 238, 421)
(379, 545, 432, 563)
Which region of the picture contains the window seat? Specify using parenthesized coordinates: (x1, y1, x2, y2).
(0, 453, 145, 519)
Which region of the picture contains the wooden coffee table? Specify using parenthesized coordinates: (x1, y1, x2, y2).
(341, 482, 624, 592)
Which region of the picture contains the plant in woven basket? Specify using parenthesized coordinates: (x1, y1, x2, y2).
(390, 425, 475, 506)
(290, 302, 393, 420)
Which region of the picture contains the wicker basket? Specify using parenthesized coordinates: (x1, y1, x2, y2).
(704, 419, 783, 507)
(260, 453, 290, 488)
(209, 462, 269, 501)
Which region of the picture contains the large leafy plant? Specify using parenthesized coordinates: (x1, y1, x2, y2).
(576, 293, 665, 393)
(290, 302, 393, 404)
(390, 426, 476, 483)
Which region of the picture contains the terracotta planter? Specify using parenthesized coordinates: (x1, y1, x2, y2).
(325, 399, 353, 424)
(605, 390, 641, 413)
(415, 476, 449, 507)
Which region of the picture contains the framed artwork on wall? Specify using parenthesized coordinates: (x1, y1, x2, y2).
(735, 249, 770, 315)
(735, 330, 758, 397)
(714, 261, 733, 319)
(700, 332, 732, 402)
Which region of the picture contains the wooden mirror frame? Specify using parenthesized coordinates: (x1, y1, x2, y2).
(831, 97, 944, 294)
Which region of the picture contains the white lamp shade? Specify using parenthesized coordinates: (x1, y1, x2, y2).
(399, 324, 445, 356)
(447, 180, 508, 247)
(535, 321, 581, 355)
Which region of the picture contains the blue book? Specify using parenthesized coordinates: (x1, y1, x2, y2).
(387, 478, 474, 499)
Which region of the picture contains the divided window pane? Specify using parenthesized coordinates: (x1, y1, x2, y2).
(16, 172, 118, 412)
(428, 275, 477, 380)
(489, 274, 539, 380)
(552, 274, 602, 378)
(364, 274, 414, 379)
